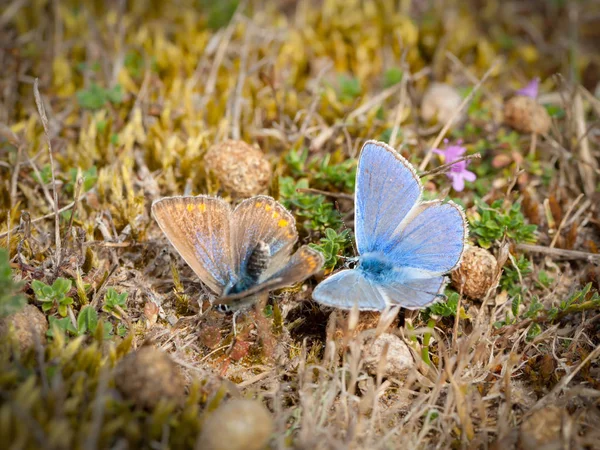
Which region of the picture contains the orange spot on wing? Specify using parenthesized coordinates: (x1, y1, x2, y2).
(272, 212, 280, 218)
(255, 202, 263, 208)
(265, 205, 272, 211)
(278, 219, 288, 228)
(198, 203, 206, 212)
(186, 204, 194, 212)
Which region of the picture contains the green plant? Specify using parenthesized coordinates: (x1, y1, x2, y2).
(279, 177, 343, 233)
(312, 154, 356, 192)
(499, 255, 532, 297)
(76, 83, 124, 110)
(427, 291, 460, 318)
(48, 305, 113, 339)
(31, 278, 74, 317)
(337, 75, 361, 102)
(201, 0, 239, 29)
(103, 287, 127, 314)
(546, 283, 600, 321)
(470, 199, 538, 248)
(310, 228, 352, 270)
(65, 166, 98, 194)
(383, 68, 403, 88)
(32, 164, 52, 185)
(536, 270, 554, 289)
(284, 148, 356, 192)
(0, 249, 26, 317)
(494, 283, 600, 340)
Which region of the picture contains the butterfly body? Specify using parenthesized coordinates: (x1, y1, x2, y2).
(312, 140, 467, 311)
(223, 241, 270, 297)
(152, 195, 324, 313)
(357, 253, 394, 282)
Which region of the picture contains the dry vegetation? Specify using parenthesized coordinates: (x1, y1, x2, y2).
(1, 0, 600, 448)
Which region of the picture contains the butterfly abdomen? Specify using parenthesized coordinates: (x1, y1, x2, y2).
(247, 241, 270, 283)
(226, 241, 271, 295)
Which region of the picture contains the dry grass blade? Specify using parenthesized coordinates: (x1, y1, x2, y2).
(33, 78, 61, 267)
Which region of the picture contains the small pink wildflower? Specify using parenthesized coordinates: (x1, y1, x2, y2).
(516, 77, 540, 99)
(432, 139, 476, 192)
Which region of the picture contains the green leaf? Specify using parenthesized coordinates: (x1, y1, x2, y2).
(338, 75, 361, 101)
(383, 68, 403, 88)
(203, 0, 239, 29)
(77, 305, 99, 334)
(105, 85, 124, 104)
(76, 83, 108, 110)
(117, 323, 128, 337)
(103, 322, 114, 339)
(52, 278, 72, 295)
(48, 316, 77, 337)
(527, 323, 542, 340)
(31, 280, 45, 297)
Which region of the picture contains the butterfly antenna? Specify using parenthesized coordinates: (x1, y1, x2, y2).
(420, 153, 481, 178)
(334, 200, 358, 258)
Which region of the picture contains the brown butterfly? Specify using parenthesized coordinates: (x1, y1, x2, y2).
(152, 195, 324, 313)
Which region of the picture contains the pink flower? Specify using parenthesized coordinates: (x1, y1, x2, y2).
(516, 77, 540, 98)
(432, 139, 476, 192)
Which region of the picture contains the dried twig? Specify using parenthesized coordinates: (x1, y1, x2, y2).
(388, 49, 409, 149)
(231, 24, 251, 140)
(517, 243, 600, 262)
(550, 193, 584, 248)
(33, 79, 61, 268)
(574, 91, 597, 196)
(296, 187, 354, 200)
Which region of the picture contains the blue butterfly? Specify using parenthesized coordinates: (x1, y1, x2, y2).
(312, 140, 467, 311)
(152, 195, 324, 313)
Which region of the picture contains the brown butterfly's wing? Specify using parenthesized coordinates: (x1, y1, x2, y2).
(152, 196, 233, 294)
(230, 196, 298, 280)
(218, 245, 324, 304)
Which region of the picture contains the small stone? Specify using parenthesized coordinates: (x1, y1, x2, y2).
(420, 83, 464, 126)
(0, 304, 48, 353)
(504, 95, 551, 134)
(204, 140, 272, 197)
(518, 406, 566, 450)
(114, 346, 184, 409)
(451, 245, 498, 300)
(196, 399, 274, 450)
(362, 333, 414, 378)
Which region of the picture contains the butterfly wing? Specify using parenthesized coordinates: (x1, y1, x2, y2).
(152, 196, 233, 294)
(382, 200, 467, 274)
(312, 269, 387, 311)
(219, 245, 324, 303)
(374, 274, 446, 309)
(230, 196, 298, 280)
(355, 140, 422, 255)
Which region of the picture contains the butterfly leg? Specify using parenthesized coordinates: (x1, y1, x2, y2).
(232, 310, 242, 337)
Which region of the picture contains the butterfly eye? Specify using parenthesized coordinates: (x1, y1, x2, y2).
(214, 304, 230, 314)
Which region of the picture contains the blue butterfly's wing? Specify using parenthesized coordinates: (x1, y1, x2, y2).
(375, 274, 446, 309)
(313, 269, 445, 311)
(219, 246, 324, 303)
(230, 196, 298, 281)
(355, 140, 422, 255)
(312, 269, 387, 311)
(152, 196, 233, 294)
(383, 201, 467, 274)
